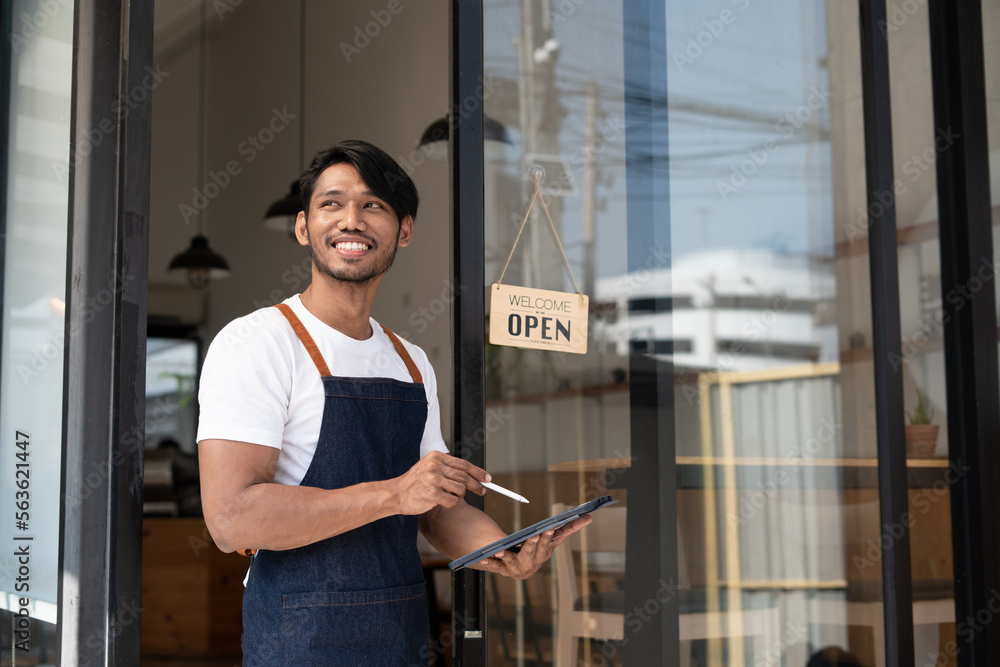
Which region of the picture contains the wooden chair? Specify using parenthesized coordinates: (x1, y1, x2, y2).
(551, 503, 783, 667)
(552, 503, 628, 666)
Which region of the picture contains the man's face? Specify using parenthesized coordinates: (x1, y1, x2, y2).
(295, 163, 412, 285)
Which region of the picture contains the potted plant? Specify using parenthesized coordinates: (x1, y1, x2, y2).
(905, 389, 939, 458)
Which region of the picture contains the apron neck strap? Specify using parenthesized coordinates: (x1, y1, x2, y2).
(273, 303, 423, 384)
(274, 303, 332, 377)
(379, 325, 422, 384)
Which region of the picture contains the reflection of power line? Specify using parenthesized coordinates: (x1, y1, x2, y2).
(623, 184, 835, 198)
(666, 137, 831, 162)
(557, 62, 813, 107)
(488, 57, 820, 118)
(539, 126, 832, 169)
(490, 75, 830, 137)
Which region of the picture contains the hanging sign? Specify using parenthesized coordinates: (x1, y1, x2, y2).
(489, 171, 589, 354)
(490, 284, 588, 354)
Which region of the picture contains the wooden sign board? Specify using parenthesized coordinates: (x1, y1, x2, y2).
(489, 283, 588, 354)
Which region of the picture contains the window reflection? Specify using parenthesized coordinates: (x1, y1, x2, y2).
(0, 0, 74, 650)
(482, 0, 960, 665)
(983, 0, 1000, 448)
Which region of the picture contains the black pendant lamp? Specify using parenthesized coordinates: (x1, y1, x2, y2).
(263, 180, 302, 238)
(417, 117, 450, 161)
(168, 235, 230, 289)
(168, 0, 230, 288)
(417, 114, 513, 162)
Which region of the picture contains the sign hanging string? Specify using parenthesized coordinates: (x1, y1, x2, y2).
(496, 172, 584, 296)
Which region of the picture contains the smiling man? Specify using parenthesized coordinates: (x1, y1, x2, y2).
(196, 140, 589, 666)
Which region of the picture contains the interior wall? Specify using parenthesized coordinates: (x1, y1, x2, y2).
(149, 0, 454, 443)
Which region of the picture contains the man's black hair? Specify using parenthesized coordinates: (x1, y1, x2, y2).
(298, 140, 418, 224)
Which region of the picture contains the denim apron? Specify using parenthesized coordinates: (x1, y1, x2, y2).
(242, 303, 430, 666)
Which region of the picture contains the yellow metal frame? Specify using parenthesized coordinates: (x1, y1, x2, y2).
(696, 362, 840, 665)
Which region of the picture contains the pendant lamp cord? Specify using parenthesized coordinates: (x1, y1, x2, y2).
(196, 0, 207, 238)
(298, 0, 306, 172)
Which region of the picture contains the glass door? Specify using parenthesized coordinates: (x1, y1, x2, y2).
(473, 0, 942, 665)
(0, 0, 152, 664)
(0, 0, 75, 661)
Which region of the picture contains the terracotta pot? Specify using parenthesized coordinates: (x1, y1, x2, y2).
(905, 424, 939, 458)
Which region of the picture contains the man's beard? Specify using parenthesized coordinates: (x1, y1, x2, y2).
(307, 228, 399, 285)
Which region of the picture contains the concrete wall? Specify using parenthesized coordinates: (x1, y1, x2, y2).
(150, 0, 454, 441)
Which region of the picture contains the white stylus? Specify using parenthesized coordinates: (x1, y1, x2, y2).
(482, 481, 530, 504)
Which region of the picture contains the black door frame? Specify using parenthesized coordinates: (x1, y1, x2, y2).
(927, 1, 1000, 665)
(858, 0, 916, 663)
(449, 1, 488, 663)
(57, 0, 152, 664)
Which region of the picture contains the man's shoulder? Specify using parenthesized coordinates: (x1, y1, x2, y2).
(208, 303, 295, 357)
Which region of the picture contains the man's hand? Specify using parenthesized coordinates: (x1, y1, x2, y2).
(393, 451, 490, 515)
(472, 515, 593, 580)
(420, 496, 597, 581)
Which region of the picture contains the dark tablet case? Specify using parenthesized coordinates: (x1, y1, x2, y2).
(447, 495, 619, 571)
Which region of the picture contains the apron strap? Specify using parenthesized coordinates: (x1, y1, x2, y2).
(273, 303, 423, 384)
(273, 303, 332, 377)
(379, 324, 423, 384)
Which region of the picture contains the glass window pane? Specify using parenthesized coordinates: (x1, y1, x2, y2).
(481, 1, 908, 665)
(483, 3, 633, 664)
(666, 2, 886, 664)
(986, 0, 1000, 418)
(0, 0, 74, 659)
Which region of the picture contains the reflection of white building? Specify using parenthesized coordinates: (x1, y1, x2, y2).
(595, 248, 838, 371)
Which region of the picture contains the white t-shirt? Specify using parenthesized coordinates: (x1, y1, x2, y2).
(196, 295, 448, 486)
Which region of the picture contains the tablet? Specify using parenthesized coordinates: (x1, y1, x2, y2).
(448, 495, 619, 571)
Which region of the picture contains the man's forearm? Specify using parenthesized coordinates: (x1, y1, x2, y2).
(208, 479, 398, 552)
(419, 501, 507, 561)
(200, 441, 489, 554)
